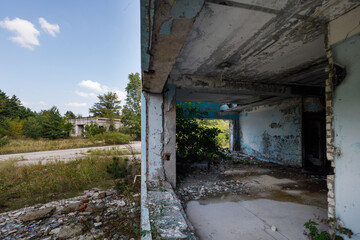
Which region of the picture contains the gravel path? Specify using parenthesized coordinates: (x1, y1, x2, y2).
(0, 141, 141, 165)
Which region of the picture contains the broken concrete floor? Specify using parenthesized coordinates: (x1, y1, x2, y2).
(177, 159, 328, 240)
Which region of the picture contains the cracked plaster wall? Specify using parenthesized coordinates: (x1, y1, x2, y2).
(328, 6, 360, 236)
(239, 98, 302, 166)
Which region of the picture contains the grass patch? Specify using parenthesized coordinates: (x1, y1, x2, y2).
(0, 138, 107, 155)
(0, 154, 140, 213)
(87, 146, 141, 156)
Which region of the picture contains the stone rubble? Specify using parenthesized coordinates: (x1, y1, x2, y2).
(0, 188, 139, 240)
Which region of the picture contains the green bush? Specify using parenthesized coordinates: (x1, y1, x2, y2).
(176, 102, 227, 161)
(83, 123, 104, 138)
(0, 135, 10, 147)
(22, 116, 42, 139)
(93, 132, 130, 145)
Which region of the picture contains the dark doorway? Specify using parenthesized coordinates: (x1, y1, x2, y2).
(303, 112, 328, 174)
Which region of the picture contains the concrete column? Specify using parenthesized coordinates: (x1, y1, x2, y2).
(229, 119, 240, 151)
(143, 92, 165, 186)
(163, 85, 176, 188)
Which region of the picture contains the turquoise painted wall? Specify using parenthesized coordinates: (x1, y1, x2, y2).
(239, 99, 302, 166)
(332, 34, 360, 237)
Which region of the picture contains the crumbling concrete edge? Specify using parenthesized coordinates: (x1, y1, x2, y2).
(141, 93, 152, 240)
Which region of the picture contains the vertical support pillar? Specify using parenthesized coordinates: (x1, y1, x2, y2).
(229, 119, 240, 151)
(140, 93, 151, 240)
(145, 92, 165, 186)
(163, 85, 176, 188)
(325, 32, 336, 221)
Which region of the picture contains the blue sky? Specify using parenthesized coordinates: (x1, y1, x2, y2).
(0, 0, 140, 116)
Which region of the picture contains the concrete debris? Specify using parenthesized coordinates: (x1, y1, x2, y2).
(0, 188, 139, 240)
(21, 206, 56, 222)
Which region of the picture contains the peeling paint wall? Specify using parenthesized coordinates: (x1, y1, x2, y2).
(239, 98, 302, 166)
(146, 93, 164, 185)
(163, 85, 177, 187)
(331, 29, 360, 237)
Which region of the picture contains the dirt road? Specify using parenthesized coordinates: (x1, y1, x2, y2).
(0, 141, 141, 165)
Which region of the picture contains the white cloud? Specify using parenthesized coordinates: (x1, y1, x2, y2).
(66, 102, 87, 107)
(77, 80, 127, 104)
(114, 90, 127, 103)
(0, 17, 40, 50)
(22, 100, 47, 106)
(78, 80, 105, 93)
(38, 17, 60, 37)
(75, 91, 97, 98)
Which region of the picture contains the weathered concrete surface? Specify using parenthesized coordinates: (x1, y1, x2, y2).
(330, 7, 360, 237)
(146, 93, 164, 185)
(148, 182, 197, 239)
(178, 158, 328, 240)
(186, 199, 327, 240)
(239, 98, 302, 166)
(67, 117, 121, 137)
(163, 85, 177, 187)
(0, 142, 141, 165)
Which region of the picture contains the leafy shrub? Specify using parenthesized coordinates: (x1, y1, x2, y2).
(39, 106, 67, 139)
(22, 116, 42, 139)
(304, 219, 352, 240)
(106, 157, 134, 193)
(9, 118, 24, 137)
(176, 102, 227, 161)
(83, 123, 104, 138)
(0, 135, 10, 147)
(93, 132, 130, 145)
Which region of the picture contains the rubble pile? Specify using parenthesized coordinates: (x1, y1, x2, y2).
(0, 188, 140, 240)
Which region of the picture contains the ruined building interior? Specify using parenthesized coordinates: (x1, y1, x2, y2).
(140, 0, 360, 239)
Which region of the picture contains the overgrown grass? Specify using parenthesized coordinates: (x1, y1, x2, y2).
(0, 154, 140, 213)
(87, 146, 141, 156)
(0, 138, 107, 155)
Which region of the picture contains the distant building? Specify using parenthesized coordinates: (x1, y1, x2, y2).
(67, 117, 121, 137)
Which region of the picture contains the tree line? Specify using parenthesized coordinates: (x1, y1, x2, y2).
(0, 73, 141, 145)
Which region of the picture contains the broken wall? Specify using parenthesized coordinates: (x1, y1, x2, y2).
(239, 98, 302, 166)
(329, 6, 360, 235)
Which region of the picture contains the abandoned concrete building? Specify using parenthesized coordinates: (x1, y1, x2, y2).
(140, 0, 360, 239)
(67, 117, 121, 137)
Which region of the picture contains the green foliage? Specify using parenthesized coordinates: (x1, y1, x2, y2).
(304, 219, 346, 240)
(176, 102, 226, 161)
(0, 117, 11, 136)
(89, 92, 121, 118)
(63, 121, 74, 137)
(121, 73, 141, 140)
(83, 122, 104, 138)
(9, 118, 24, 137)
(0, 135, 10, 147)
(198, 119, 229, 147)
(64, 111, 76, 119)
(93, 132, 130, 145)
(22, 116, 42, 139)
(106, 157, 134, 193)
(38, 106, 67, 140)
(0, 90, 35, 119)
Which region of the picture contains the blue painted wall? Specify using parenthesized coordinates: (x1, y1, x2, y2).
(239, 99, 302, 166)
(176, 101, 239, 120)
(332, 34, 360, 237)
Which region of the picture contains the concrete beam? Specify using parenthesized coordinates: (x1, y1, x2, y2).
(141, 0, 205, 93)
(171, 75, 323, 99)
